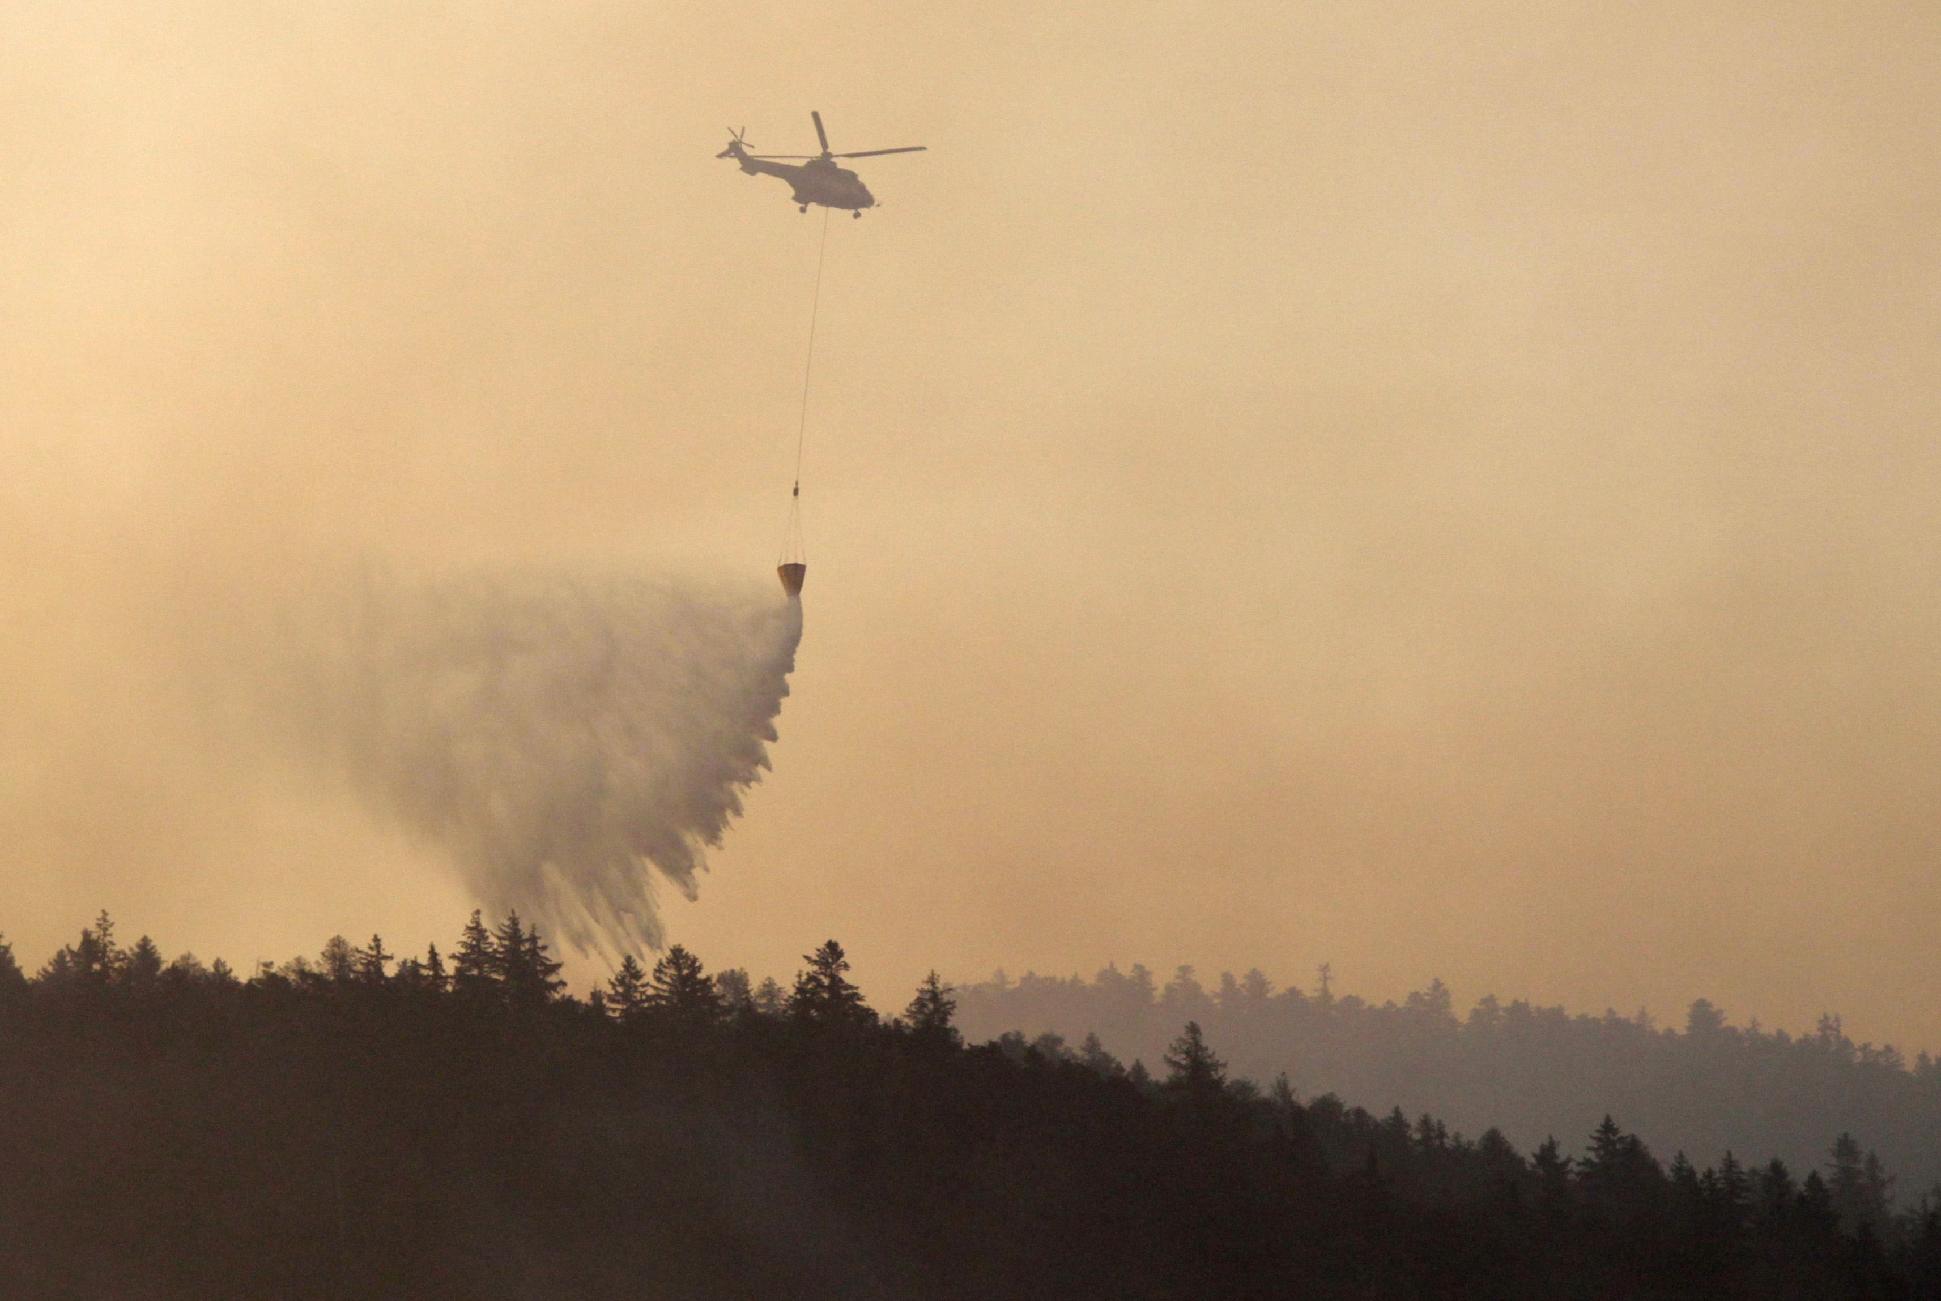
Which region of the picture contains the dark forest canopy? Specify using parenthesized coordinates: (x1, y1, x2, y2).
(1, 914, 1937, 1299)
(955, 961, 1941, 1203)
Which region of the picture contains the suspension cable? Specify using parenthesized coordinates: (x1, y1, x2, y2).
(792, 206, 832, 495)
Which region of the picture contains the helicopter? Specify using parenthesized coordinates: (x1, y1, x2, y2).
(716, 111, 925, 217)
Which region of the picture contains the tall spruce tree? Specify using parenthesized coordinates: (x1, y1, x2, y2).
(788, 940, 873, 1027)
(1161, 1021, 1227, 1104)
(904, 971, 959, 1045)
(122, 936, 163, 991)
(451, 910, 498, 1001)
(422, 943, 448, 993)
(355, 935, 393, 985)
(494, 916, 564, 1009)
(1531, 1137, 1574, 1219)
(492, 914, 529, 988)
(521, 924, 566, 1005)
(647, 945, 719, 1025)
(607, 955, 650, 1020)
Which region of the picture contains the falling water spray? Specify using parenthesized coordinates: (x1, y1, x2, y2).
(288, 565, 803, 956)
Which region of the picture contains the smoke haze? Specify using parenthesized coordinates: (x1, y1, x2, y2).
(1, 2, 1937, 1048)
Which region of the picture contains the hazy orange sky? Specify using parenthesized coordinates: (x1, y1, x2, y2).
(3, 2, 1937, 1050)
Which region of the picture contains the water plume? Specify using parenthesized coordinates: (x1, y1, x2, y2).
(296, 566, 802, 956)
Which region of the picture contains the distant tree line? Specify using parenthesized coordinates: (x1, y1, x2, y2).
(956, 961, 1941, 1205)
(0, 913, 1935, 1298)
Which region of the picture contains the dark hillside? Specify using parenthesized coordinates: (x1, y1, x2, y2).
(0, 916, 1934, 1298)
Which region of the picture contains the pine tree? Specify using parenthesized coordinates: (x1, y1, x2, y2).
(121, 936, 163, 991)
(1715, 1150, 1751, 1235)
(392, 956, 425, 990)
(1405, 978, 1454, 1022)
(86, 910, 122, 982)
(1859, 1150, 1895, 1232)
(355, 935, 392, 985)
(1269, 1075, 1302, 1130)
(1580, 1115, 1627, 1209)
(647, 945, 719, 1025)
(1160, 964, 1207, 1017)
(423, 943, 448, 993)
(1531, 1137, 1574, 1218)
(451, 910, 498, 1000)
(51, 911, 123, 985)
(510, 920, 565, 1008)
(1685, 997, 1728, 1036)
(1586, 1115, 1625, 1165)
(1030, 1031, 1069, 1062)
(1078, 1032, 1124, 1079)
(1799, 1170, 1839, 1237)
(1697, 1165, 1723, 1228)
(319, 935, 357, 983)
(1476, 1128, 1525, 1184)
(526, 927, 564, 993)
(160, 953, 206, 987)
(787, 940, 873, 1027)
(607, 955, 650, 1020)
(713, 968, 753, 1014)
(1161, 1021, 1227, 1104)
(751, 976, 786, 1018)
(36, 948, 76, 985)
(1755, 1158, 1795, 1231)
(1215, 971, 1242, 1008)
(492, 913, 530, 990)
(1827, 1132, 1868, 1233)
(904, 971, 958, 1045)
(0, 935, 27, 1001)
(1669, 1152, 1703, 1232)
(992, 1030, 1030, 1065)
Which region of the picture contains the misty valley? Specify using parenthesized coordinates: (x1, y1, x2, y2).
(0, 912, 1934, 1298)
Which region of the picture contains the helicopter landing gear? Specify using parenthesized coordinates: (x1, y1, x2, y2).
(798, 204, 809, 213)
(852, 211, 862, 219)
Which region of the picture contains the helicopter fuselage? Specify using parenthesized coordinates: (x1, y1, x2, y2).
(718, 144, 876, 212)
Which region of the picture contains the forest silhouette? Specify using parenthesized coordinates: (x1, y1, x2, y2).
(2, 913, 1936, 1298)
(955, 961, 1941, 1204)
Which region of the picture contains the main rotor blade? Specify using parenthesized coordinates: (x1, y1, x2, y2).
(833, 146, 927, 158)
(811, 110, 830, 155)
(745, 153, 816, 160)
